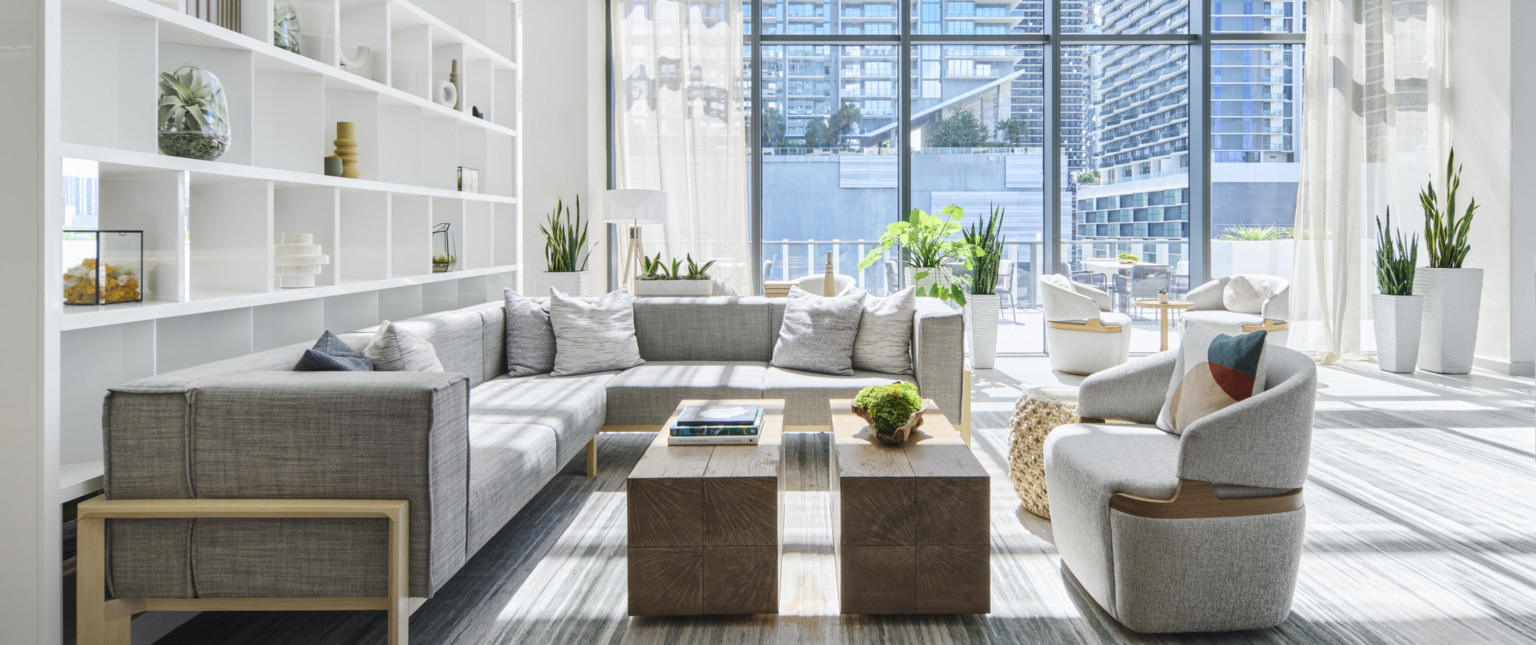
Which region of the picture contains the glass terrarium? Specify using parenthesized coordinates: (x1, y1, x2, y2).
(157, 65, 231, 161)
(432, 223, 457, 272)
(63, 230, 144, 305)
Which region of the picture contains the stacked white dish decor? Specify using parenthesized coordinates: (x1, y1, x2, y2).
(274, 233, 331, 288)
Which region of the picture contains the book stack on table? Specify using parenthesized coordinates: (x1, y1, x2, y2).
(668, 405, 765, 446)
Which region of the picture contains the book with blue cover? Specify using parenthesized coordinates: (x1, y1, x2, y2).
(675, 405, 763, 427)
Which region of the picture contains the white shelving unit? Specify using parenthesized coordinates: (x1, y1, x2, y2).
(56, 0, 522, 492)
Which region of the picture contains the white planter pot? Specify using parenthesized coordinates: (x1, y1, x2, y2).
(904, 265, 954, 301)
(1371, 293, 1423, 373)
(633, 279, 714, 297)
(531, 271, 591, 297)
(1414, 267, 1483, 374)
(964, 294, 1000, 369)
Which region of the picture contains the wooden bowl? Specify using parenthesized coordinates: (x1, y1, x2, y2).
(852, 399, 932, 445)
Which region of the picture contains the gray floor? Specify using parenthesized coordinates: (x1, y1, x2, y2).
(157, 358, 1536, 644)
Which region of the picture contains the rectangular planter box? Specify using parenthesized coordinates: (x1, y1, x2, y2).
(531, 271, 592, 297)
(633, 279, 713, 297)
(1414, 268, 1482, 375)
(1371, 293, 1422, 373)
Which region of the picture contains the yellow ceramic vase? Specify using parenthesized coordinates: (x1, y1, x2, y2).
(333, 121, 360, 179)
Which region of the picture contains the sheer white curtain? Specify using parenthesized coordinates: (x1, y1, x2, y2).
(1291, 0, 1447, 362)
(611, 0, 751, 293)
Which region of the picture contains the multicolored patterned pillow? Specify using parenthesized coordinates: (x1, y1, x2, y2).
(1156, 326, 1268, 435)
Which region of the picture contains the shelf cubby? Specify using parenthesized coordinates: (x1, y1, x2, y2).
(431, 39, 466, 114)
(159, 43, 255, 165)
(422, 279, 458, 312)
(492, 66, 517, 130)
(339, 0, 390, 82)
(339, 188, 391, 280)
(323, 88, 380, 179)
(94, 163, 188, 302)
(390, 193, 431, 275)
(287, 0, 340, 65)
(379, 284, 425, 320)
(156, 308, 255, 373)
(254, 68, 327, 174)
(189, 175, 271, 294)
(274, 184, 340, 286)
(59, 322, 157, 466)
(252, 298, 326, 350)
(390, 20, 432, 99)
(462, 200, 494, 270)
(430, 197, 466, 268)
(493, 201, 518, 266)
(420, 116, 460, 191)
(483, 130, 513, 196)
(63, 9, 159, 154)
(377, 104, 423, 185)
(324, 290, 383, 331)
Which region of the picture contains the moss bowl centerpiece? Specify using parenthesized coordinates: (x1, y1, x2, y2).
(851, 382, 930, 445)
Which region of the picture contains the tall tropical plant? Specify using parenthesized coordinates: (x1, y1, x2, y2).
(761, 107, 787, 146)
(1374, 208, 1418, 296)
(540, 196, 591, 272)
(1421, 148, 1477, 268)
(830, 103, 862, 143)
(929, 109, 988, 148)
(803, 118, 829, 148)
(859, 206, 974, 304)
(963, 205, 1006, 296)
(993, 119, 1029, 145)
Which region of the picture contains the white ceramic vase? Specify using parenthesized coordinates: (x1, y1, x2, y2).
(964, 294, 1000, 369)
(633, 279, 714, 297)
(532, 271, 591, 297)
(1371, 293, 1422, 373)
(1413, 267, 1482, 374)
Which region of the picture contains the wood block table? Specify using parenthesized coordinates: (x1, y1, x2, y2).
(627, 399, 784, 616)
(828, 400, 990, 614)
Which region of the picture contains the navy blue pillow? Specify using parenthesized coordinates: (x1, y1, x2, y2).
(294, 331, 374, 372)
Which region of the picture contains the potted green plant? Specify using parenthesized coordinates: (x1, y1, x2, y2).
(1116, 252, 1139, 265)
(1372, 208, 1421, 373)
(1414, 149, 1480, 374)
(858, 205, 973, 305)
(961, 205, 1005, 369)
(533, 196, 594, 296)
(633, 252, 715, 297)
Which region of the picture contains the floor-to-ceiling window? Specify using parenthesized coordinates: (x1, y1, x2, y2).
(659, 0, 1306, 354)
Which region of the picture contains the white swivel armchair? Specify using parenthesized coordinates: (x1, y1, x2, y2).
(1039, 274, 1133, 374)
(793, 273, 856, 296)
(1181, 274, 1290, 345)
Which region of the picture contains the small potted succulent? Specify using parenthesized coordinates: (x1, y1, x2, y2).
(1157, 288, 1169, 303)
(852, 382, 930, 445)
(158, 65, 231, 160)
(633, 253, 715, 297)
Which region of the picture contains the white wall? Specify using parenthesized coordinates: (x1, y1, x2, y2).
(1450, 0, 1535, 375)
(1509, 0, 1536, 374)
(1, 0, 62, 641)
(522, 0, 608, 290)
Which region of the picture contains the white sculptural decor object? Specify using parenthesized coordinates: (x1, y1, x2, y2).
(274, 233, 331, 288)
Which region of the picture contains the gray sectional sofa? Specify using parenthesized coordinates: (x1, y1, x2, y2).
(101, 296, 965, 602)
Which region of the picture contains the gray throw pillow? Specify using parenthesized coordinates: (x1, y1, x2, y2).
(363, 321, 444, 372)
(770, 286, 866, 376)
(503, 288, 556, 377)
(852, 286, 916, 375)
(549, 287, 645, 377)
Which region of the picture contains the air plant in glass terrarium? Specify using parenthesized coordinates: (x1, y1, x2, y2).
(273, 1, 303, 55)
(157, 65, 231, 161)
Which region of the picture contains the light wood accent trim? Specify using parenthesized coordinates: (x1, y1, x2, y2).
(1242, 319, 1291, 333)
(1047, 319, 1122, 333)
(1109, 480, 1303, 519)
(586, 438, 598, 477)
(959, 369, 973, 447)
(1078, 417, 1106, 424)
(76, 497, 409, 645)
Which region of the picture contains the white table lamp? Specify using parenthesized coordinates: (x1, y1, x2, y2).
(604, 189, 667, 290)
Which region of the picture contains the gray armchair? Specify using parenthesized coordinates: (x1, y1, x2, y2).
(1043, 346, 1317, 633)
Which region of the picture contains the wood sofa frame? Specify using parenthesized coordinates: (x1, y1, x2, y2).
(76, 497, 409, 645)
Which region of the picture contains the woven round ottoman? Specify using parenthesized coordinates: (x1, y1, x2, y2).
(1007, 386, 1080, 519)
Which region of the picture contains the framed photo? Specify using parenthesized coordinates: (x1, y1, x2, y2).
(457, 166, 479, 193)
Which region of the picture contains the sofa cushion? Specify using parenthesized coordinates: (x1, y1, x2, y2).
(503, 289, 556, 377)
(364, 321, 445, 372)
(549, 287, 645, 377)
(762, 366, 912, 427)
(466, 422, 558, 555)
(770, 287, 866, 376)
(604, 361, 769, 426)
(852, 286, 916, 375)
(1043, 422, 1181, 611)
(632, 297, 774, 361)
(471, 372, 615, 466)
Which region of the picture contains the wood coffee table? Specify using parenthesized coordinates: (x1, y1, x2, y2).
(626, 399, 784, 616)
(828, 400, 990, 614)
